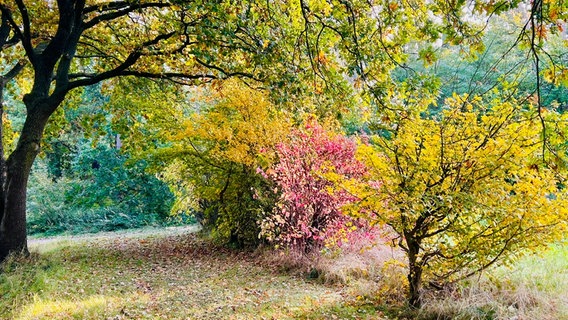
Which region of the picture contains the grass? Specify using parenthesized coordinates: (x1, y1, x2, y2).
(1, 226, 385, 320)
(1, 227, 567, 319)
(418, 242, 568, 320)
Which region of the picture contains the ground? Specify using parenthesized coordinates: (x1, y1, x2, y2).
(1, 226, 567, 320)
(2, 226, 384, 320)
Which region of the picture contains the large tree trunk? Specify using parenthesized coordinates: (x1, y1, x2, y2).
(0, 108, 50, 262)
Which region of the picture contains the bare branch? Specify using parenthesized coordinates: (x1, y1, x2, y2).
(529, 0, 547, 161)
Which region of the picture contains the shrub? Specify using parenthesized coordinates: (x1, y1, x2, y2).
(27, 143, 177, 235)
(259, 119, 368, 252)
(67, 144, 174, 220)
(158, 80, 289, 246)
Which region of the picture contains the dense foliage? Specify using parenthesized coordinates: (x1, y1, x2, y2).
(157, 80, 290, 246)
(337, 92, 568, 307)
(28, 145, 175, 235)
(259, 119, 367, 252)
(1, 0, 568, 311)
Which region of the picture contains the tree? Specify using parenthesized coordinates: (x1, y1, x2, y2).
(341, 92, 568, 308)
(341, 0, 568, 308)
(0, 0, 277, 261)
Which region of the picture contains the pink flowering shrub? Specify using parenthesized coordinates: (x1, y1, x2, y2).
(259, 120, 368, 252)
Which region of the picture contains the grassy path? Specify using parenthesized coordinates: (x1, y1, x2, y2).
(3, 226, 380, 320)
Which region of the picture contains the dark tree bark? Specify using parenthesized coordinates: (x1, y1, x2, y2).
(0, 59, 63, 260)
(0, 0, 80, 261)
(0, 108, 51, 260)
(407, 255, 424, 308)
(0, 4, 28, 262)
(404, 231, 424, 309)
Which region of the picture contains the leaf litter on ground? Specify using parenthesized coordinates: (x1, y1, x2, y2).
(2, 226, 384, 320)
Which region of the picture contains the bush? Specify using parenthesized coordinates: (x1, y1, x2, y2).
(158, 80, 289, 246)
(27, 144, 177, 236)
(67, 144, 174, 220)
(259, 119, 368, 252)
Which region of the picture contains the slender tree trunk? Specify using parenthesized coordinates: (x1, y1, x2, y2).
(0, 107, 50, 262)
(408, 259, 423, 309)
(0, 82, 7, 209)
(406, 235, 424, 309)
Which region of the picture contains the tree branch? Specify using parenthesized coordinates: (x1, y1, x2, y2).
(66, 31, 176, 90)
(1, 3, 35, 64)
(54, 0, 86, 90)
(42, 0, 86, 71)
(0, 60, 26, 85)
(83, 1, 131, 14)
(194, 57, 261, 81)
(83, 2, 170, 29)
(529, 0, 547, 161)
(70, 70, 216, 84)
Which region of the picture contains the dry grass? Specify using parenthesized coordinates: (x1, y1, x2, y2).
(258, 235, 568, 320)
(419, 243, 568, 320)
(259, 231, 409, 313)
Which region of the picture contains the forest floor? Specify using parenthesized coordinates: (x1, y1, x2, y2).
(1, 226, 567, 320)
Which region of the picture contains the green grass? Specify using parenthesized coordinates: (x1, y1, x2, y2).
(1, 227, 567, 320)
(1, 227, 387, 320)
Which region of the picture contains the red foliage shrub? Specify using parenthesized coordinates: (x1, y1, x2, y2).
(259, 119, 368, 252)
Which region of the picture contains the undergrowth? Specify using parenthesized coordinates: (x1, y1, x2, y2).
(26, 160, 192, 237)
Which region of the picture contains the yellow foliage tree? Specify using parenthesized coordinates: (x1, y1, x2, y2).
(342, 93, 568, 308)
(160, 80, 291, 245)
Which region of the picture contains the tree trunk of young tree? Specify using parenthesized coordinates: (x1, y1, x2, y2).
(406, 234, 424, 309)
(408, 260, 424, 309)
